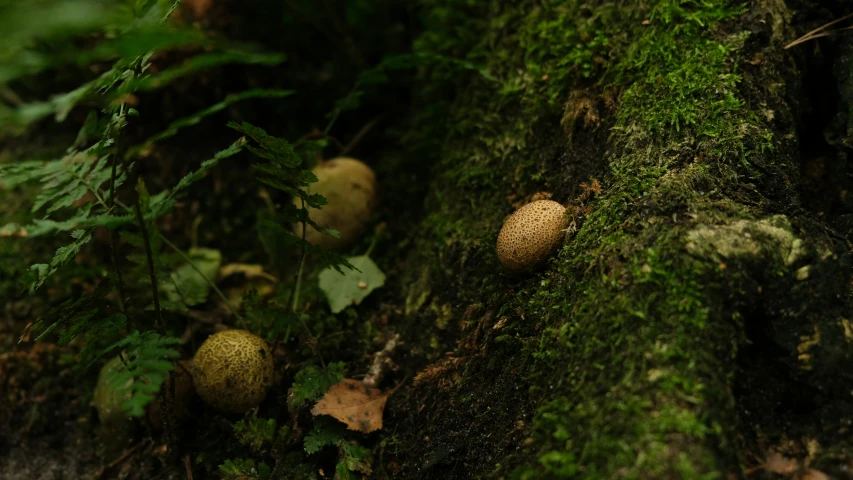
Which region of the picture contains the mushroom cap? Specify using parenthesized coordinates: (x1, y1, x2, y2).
(192, 329, 274, 413)
(496, 200, 568, 272)
(93, 355, 133, 425)
(294, 157, 377, 250)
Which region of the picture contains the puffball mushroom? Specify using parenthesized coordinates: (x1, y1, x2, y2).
(496, 200, 568, 272)
(294, 157, 376, 250)
(192, 330, 274, 413)
(93, 356, 133, 425)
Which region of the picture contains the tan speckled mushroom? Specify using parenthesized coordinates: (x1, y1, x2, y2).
(496, 200, 568, 272)
(192, 330, 274, 413)
(294, 157, 377, 250)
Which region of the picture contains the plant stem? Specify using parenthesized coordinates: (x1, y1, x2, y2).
(108, 105, 129, 316)
(114, 196, 245, 326)
(291, 198, 308, 314)
(291, 197, 324, 367)
(157, 233, 246, 327)
(134, 199, 165, 332)
(364, 223, 384, 258)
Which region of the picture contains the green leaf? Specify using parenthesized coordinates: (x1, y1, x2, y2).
(218, 458, 271, 479)
(31, 229, 93, 290)
(303, 420, 345, 454)
(288, 362, 346, 409)
(227, 121, 302, 168)
(233, 417, 278, 452)
(161, 247, 222, 307)
(337, 442, 373, 478)
(101, 331, 180, 417)
(318, 255, 385, 313)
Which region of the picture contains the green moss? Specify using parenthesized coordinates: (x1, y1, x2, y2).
(403, 0, 798, 477)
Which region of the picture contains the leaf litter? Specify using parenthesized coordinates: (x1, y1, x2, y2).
(311, 379, 391, 433)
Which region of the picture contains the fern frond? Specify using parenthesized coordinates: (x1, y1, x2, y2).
(102, 330, 181, 417)
(148, 137, 247, 217)
(127, 90, 293, 159)
(132, 51, 286, 92)
(0, 0, 113, 83)
(228, 121, 355, 274)
(30, 229, 93, 290)
(29, 284, 126, 364)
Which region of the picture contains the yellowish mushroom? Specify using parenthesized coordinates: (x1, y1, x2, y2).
(192, 330, 274, 413)
(294, 157, 377, 250)
(496, 200, 568, 272)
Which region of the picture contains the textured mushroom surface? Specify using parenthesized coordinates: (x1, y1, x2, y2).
(496, 200, 568, 272)
(93, 355, 133, 425)
(192, 330, 274, 413)
(294, 157, 377, 250)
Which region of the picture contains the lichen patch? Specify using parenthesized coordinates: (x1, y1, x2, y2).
(684, 215, 806, 266)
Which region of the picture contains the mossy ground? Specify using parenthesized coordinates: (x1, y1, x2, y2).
(385, 0, 853, 478)
(3, 0, 853, 478)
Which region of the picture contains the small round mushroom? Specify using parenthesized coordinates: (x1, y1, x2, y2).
(192, 330, 274, 413)
(496, 200, 568, 272)
(293, 157, 377, 250)
(93, 355, 133, 425)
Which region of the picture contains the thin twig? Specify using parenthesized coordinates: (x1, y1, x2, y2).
(323, 83, 359, 135)
(785, 12, 853, 49)
(339, 115, 383, 157)
(113, 197, 245, 325)
(157, 233, 246, 327)
(96, 442, 143, 479)
(364, 334, 401, 387)
(134, 199, 165, 332)
(183, 453, 194, 480)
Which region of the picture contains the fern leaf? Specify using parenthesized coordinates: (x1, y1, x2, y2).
(133, 51, 286, 92)
(31, 229, 92, 289)
(148, 137, 246, 217)
(29, 284, 125, 365)
(227, 122, 302, 168)
(127, 89, 292, 158)
(102, 330, 181, 417)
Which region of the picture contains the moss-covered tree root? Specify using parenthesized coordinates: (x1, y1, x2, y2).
(383, 1, 853, 479)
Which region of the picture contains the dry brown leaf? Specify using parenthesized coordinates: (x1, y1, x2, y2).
(311, 379, 388, 433)
(765, 451, 799, 474)
(218, 263, 278, 282)
(803, 469, 830, 480)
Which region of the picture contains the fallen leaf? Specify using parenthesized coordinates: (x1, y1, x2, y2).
(311, 379, 389, 433)
(0, 223, 27, 237)
(218, 263, 278, 282)
(161, 248, 222, 307)
(803, 469, 830, 480)
(318, 255, 385, 313)
(764, 451, 798, 474)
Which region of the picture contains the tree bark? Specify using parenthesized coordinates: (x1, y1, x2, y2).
(383, 1, 853, 478)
